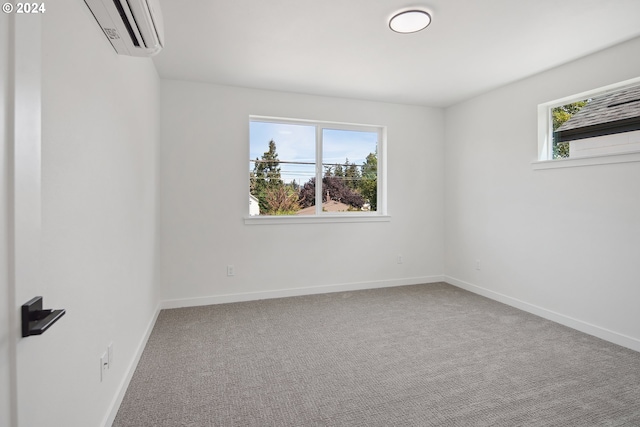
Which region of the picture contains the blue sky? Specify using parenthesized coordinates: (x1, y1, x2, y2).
(250, 121, 377, 184)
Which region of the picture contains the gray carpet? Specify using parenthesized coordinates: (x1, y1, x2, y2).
(113, 283, 640, 426)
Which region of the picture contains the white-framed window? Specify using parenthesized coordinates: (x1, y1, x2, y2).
(246, 116, 387, 224)
(535, 77, 640, 169)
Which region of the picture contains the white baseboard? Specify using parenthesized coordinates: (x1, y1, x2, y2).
(102, 302, 162, 427)
(445, 275, 640, 353)
(161, 276, 445, 310)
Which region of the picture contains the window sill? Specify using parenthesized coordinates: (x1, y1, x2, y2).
(532, 151, 640, 170)
(244, 214, 391, 225)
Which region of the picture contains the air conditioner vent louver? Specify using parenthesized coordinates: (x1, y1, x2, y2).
(84, 0, 164, 57)
(111, 0, 141, 47)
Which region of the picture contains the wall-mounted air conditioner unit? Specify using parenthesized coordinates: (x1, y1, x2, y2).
(84, 0, 164, 57)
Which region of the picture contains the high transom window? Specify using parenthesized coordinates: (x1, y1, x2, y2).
(537, 78, 640, 167)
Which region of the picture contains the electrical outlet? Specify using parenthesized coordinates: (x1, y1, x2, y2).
(397, 255, 403, 264)
(475, 259, 481, 270)
(100, 352, 108, 382)
(227, 265, 235, 276)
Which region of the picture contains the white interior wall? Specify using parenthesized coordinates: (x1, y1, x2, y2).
(22, 1, 162, 426)
(159, 81, 445, 305)
(444, 36, 640, 351)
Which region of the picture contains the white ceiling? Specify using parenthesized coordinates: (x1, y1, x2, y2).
(153, 0, 640, 107)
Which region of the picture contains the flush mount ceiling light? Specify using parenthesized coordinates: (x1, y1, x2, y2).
(389, 10, 432, 33)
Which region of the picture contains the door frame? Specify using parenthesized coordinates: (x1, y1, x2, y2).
(1, 11, 16, 427)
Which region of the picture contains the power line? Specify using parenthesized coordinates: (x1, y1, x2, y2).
(250, 159, 367, 168)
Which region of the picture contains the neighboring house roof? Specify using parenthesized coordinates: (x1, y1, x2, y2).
(555, 85, 640, 142)
(296, 200, 352, 215)
(249, 194, 260, 216)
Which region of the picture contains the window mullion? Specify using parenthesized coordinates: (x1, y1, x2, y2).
(315, 125, 323, 215)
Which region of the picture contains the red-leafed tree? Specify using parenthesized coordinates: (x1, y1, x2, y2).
(298, 176, 364, 209)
